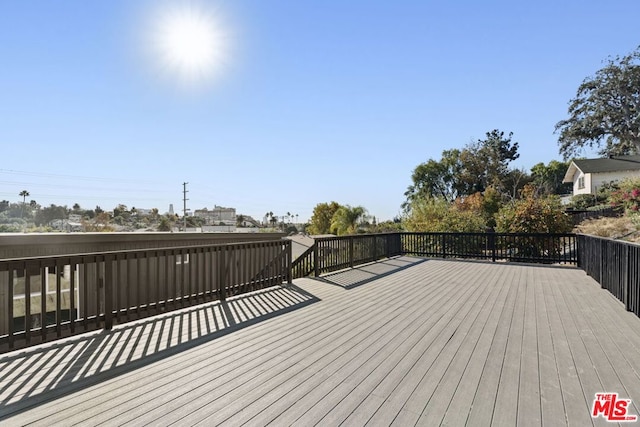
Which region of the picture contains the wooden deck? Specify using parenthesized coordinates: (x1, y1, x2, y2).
(2, 257, 640, 426)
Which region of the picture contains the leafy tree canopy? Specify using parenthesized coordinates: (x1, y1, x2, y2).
(530, 160, 572, 195)
(404, 129, 519, 209)
(330, 205, 368, 235)
(556, 46, 640, 159)
(308, 202, 342, 235)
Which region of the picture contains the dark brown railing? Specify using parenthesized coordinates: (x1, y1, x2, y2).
(402, 232, 576, 264)
(5, 231, 638, 353)
(291, 245, 315, 279)
(578, 234, 640, 317)
(0, 240, 291, 353)
(292, 232, 577, 279)
(313, 234, 402, 276)
(566, 206, 621, 225)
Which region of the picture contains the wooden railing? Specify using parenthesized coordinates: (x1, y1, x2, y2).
(6, 231, 637, 353)
(0, 240, 291, 353)
(577, 234, 640, 317)
(292, 232, 577, 278)
(401, 232, 577, 264)
(566, 206, 621, 225)
(291, 245, 315, 279)
(292, 234, 400, 278)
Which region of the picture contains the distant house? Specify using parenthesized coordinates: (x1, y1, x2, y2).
(562, 155, 640, 195)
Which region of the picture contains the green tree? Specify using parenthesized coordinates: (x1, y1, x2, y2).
(458, 130, 520, 195)
(236, 214, 245, 227)
(404, 149, 462, 208)
(113, 204, 129, 219)
(35, 204, 68, 226)
(330, 205, 368, 235)
(404, 130, 519, 210)
(531, 160, 572, 195)
(308, 202, 341, 235)
(556, 46, 640, 158)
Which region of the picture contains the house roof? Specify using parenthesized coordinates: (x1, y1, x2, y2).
(563, 155, 640, 182)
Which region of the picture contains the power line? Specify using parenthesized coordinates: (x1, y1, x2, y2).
(0, 168, 158, 184)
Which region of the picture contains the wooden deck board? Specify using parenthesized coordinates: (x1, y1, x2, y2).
(2, 258, 640, 426)
(534, 269, 566, 427)
(464, 264, 520, 427)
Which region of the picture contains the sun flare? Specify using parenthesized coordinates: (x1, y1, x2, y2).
(148, 2, 230, 87)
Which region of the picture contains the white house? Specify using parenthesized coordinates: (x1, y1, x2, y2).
(562, 155, 640, 195)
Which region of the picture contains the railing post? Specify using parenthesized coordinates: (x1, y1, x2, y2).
(218, 246, 227, 300)
(286, 240, 293, 284)
(104, 254, 114, 330)
(489, 231, 496, 262)
(441, 234, 446, 258)
(314, 242, 320, 277)
(625, 244, 631, 311)
(386, 234, 391, 258)
(349, 236, 354, 268)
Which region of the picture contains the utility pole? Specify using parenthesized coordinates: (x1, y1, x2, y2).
(182, 182, 189, 231)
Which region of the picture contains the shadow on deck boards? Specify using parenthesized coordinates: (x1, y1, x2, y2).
(0, 283, 319, 420)
(315, 256, 428, 289)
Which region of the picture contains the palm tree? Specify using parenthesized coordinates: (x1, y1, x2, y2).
(19, 190, 30, 220)
(330, 205, 368, 235)
(19, 190, 29, 204)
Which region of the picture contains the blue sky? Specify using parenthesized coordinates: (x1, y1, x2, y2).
(1, 0, 639, 223)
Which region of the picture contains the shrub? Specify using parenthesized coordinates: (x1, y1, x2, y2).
(495, 185, 572, 259)
(610, 178, 640, 213)
(404, 197, 486, 233)
(496, 185, 572, 234)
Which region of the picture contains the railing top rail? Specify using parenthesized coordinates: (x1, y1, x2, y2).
(576, 233, 640, 248)
(0, 239, 290, 264)
(402, 232, 576, 237)
(313, 232, 398, 242)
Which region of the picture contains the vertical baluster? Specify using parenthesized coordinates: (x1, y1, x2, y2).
(25, 262, 31, 345)
(40, 262, 47, 342)
(8, 267, 14, 349)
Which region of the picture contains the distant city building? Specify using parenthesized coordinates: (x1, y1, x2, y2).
(194, 205, 236, 225)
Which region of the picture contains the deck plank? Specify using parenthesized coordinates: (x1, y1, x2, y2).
(535, 268, 567, 427)
(463, 264, 520, 426)
(490, 266, 526, 427)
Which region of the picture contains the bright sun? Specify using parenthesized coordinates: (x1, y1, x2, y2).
(148, 3, 229, 87)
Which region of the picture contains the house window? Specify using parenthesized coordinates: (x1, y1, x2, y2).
(578, 176, 585, 189)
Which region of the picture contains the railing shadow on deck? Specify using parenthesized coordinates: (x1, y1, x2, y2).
(314, 256, 428, 289)
(0, 283, 319, 419)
